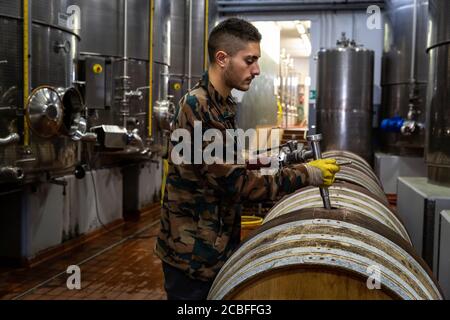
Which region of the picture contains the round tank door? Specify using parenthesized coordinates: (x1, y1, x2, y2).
(26, 86, 64, 138)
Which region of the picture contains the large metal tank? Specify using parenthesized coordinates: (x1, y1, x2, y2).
(153, 0, 171, 102)
(426, 0, 450, 186)
(316, 35, 374, 163)
(380, 0, 429, 156)
(65, 0, 154, 140)
(169, 0, 218, 104)
(0, 0, 81, 182)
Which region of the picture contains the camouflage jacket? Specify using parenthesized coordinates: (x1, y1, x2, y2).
(155, 72, 311, 282)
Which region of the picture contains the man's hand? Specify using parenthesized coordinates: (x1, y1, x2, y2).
(305, 159, 340, 187)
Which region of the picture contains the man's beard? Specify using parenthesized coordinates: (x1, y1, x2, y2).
(224, 61, 248, 92)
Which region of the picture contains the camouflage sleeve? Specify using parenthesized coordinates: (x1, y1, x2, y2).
(170, 94, 311, 203)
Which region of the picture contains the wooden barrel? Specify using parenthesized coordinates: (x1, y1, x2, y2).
(323, 150, 386, 201)
(208, 208, 443, 300)
(265, 182, 409, 242)
(323, 150, 376, 176)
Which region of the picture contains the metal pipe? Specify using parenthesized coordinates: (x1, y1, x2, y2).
(188, 0, 193, 90)
(122, 0, 129, 128)
(127, 129, 149, 154)
(123, 0, 128, 79)
(410, 0, 418, 86)
(78, 132, 98, 143)
(307, 134, 332, 210)
(148, 0, 155, 137)
(0, 133, 20, 146)
(0, 167, 24, 181)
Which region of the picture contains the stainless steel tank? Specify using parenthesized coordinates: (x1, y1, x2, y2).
(69, 0, 149, 60)
(426, 0, 450, 186)
(316, 34, 374, 163)
(66, 0, 154, 139)
(169, 0, 217, 104)
(0, 0, 80, 182)
(380, 0, 429, 156)
(153, 0, 171, 101)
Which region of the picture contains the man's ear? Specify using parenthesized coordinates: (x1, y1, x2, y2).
(215, 50, 228, 68)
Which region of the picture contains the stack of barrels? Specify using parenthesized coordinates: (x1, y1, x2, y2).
(209, 150, 443, 300)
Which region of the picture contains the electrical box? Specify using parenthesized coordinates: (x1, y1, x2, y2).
(84, 57, 107, 109)
(91, 125, 128, 149)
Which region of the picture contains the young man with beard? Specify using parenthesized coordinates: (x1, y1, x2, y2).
(155, 17, 340, 300)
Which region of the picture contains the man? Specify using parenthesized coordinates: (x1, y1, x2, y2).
(155, 17, 340, 300)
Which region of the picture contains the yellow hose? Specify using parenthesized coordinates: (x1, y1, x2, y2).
(161, 159, 169, 205)
(23, 0, 30, 146)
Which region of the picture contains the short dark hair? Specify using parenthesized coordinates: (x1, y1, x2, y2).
(208, 18, 262, 64)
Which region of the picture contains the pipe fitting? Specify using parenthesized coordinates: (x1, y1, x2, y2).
(381, 116, 404, 133)
(0, 166, 24, 181)
(127, 129, 149, 154)
(401, 120, 424, 136)
(381, 116, 424, 136)
(125, 90, 144, 100)
(78, 132, 98, 142)
(0, 133, 20, 146)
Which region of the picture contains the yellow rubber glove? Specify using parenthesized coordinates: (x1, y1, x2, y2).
(306, 158, 340, 187)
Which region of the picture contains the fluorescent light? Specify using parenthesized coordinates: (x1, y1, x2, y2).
(296, 23, 306, 35)
(305, 76, 311, 86)
(301, 34, 312, 56)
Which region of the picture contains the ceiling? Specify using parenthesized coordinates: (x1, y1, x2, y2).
(218, 0, 385, 15)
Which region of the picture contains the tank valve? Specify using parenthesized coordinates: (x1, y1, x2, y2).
(0, 133, 20, 146)
(381, 116, 424, 135)
(0, 166, 24, 182)
(74, 164, 87, 180)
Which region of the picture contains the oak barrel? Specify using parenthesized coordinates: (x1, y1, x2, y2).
(208, 208, 443, 300)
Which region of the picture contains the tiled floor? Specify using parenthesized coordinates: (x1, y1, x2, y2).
(0, 210, 166, 300)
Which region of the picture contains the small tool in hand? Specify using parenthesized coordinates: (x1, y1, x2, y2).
(336, 160, 352, 166)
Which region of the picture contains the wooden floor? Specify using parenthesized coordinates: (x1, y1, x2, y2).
(0, 209, 166, 300)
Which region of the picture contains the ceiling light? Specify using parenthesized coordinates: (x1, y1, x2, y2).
(296, 23, 306, 35)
